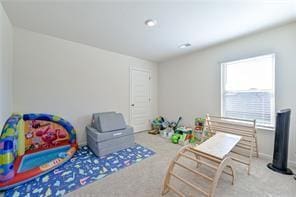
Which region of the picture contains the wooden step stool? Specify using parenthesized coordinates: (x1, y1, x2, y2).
(162, 132, 241, 197)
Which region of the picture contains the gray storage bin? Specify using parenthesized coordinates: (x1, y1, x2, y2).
(86, 112, 135, 157)
(86, 126, 135, 157)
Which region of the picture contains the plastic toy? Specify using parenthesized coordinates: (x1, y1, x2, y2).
(149, 116, 165, 135)
(0, 113, 77, 190)
(161, 120, 170, 129)
(170, 127, 194, 145)
(161, 117, 182, 131)
(175, 126, 192, 134)
(192, 130, 202, 143)
(195, 117, 205, 131)
(160, 128, 174, 139)
(149, 116, 182, 135)
(171, 134, 181, 144)
(169, 117, 182, 131)
(178, 133, 189, 146)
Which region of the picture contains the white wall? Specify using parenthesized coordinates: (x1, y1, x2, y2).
(0, 4, 13, 126)
(13, 27, 158, 144)
(159, 22, 296, 165)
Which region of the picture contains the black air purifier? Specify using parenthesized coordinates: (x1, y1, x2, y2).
(267, 109, 293, 175)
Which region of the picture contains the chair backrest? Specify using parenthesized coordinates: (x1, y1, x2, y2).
(92, 112, 127, 132)
(205, 114, 256, 139)
(205, 115, 258, 175)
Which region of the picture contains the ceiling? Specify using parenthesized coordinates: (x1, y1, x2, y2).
(2, 0, 296, 62)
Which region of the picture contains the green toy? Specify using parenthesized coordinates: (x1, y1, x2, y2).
(171, 133, 181, 144)
(189, 136, 197, 144)
(175, 126, 192, 134)
(178, 133, 190, 146)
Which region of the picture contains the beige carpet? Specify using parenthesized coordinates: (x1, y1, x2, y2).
(68, 132, 296, 197)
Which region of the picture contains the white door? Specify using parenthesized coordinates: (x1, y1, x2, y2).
(130, 68, 151, 132)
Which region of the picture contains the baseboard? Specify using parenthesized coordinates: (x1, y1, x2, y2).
(259, 152, 296, 168)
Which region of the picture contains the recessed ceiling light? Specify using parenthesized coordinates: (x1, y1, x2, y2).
(145, 19, 157, 27)
(179, 43, 192, 49)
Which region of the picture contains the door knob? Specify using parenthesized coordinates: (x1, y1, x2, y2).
(131, 104, 135, 107)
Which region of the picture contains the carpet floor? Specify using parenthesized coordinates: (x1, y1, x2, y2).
(67, 132, 296, 197)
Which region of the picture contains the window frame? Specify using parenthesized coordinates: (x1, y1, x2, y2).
(220, 54, 276, 130)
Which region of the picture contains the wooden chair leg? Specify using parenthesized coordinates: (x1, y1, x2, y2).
(161, 159, 174, 195)
(195, 153, 201, 168)
(161, 146, 188, 195)
(247, 140, 254, 175)
(255, 135, 259, 158)
(210, 157, 234, 197)
(227, 165, 235, 185)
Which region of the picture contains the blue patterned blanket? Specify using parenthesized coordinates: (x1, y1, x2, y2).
(5, 144, 155, 197)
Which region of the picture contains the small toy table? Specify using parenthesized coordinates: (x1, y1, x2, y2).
(193, 132, 241, 159)
(162, 132, 241, 197)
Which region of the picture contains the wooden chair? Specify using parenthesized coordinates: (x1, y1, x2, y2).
(205, 114, 258, 175)
(162, 132, 241, 197)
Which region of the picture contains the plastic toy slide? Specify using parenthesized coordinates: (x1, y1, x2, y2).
(0, 113, 78, 190)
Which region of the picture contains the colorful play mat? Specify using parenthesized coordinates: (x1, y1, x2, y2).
(0, 113, 78, 190)
(5, 144, 155, 197)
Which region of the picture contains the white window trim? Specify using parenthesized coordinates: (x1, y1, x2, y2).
(220, 54, 276, 130)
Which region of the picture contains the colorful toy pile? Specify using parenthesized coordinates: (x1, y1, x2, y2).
(149, 115, 211, 146)
(0, 113, 78, 190)
(149, 116, 182, 136)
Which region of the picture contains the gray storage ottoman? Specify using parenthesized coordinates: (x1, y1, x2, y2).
(86, 126, 135, 156)
(86, 112, 135, 157)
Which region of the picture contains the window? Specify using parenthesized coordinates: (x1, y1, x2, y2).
(221, 54, 275, 128)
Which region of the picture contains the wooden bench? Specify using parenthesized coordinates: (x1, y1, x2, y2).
(162, 132, 241, 197)
(206, 115, 258, 174)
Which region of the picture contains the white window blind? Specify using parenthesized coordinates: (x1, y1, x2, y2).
(221, 54, 275, 128)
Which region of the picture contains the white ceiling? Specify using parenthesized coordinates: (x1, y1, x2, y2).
(2, 0, 296, 62)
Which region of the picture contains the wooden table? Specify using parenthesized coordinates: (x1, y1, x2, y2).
(192, 132, 242, 160)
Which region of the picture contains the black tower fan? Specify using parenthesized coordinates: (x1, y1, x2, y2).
(267, 109, 293, 175)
